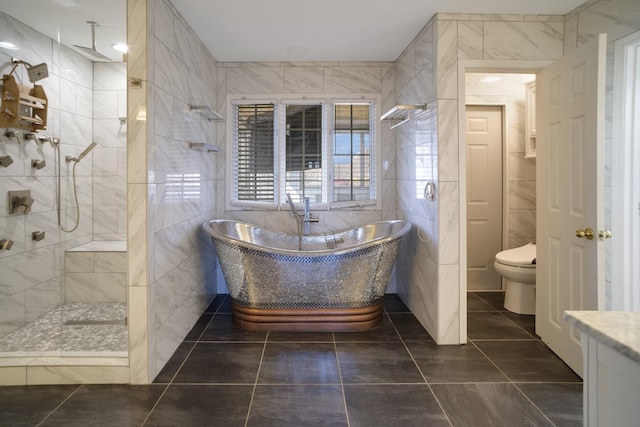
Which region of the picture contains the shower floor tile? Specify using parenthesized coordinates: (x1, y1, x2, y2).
(0, 303, 128, 358)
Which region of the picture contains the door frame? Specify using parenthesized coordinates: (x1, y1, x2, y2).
(457, 60, 552, 342)
(464, 102, 508, 291)
(611, 30, 640, 311)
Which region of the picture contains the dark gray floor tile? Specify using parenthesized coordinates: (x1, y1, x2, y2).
(406, 341, 508, 383)
(247, 385, 347, 427)
(388, 312, 434, 342)
(0, 385, 78, 427)
(344, 384, 449, 427)
(200, 313, 267, 342)
(258, 342, 340, 384)
(40, 385, 164, 427)
(145, 385, 252, 427)
(467, 292, 497, 312)
(517, 383, 583, 427)
(267, 331, 334, 342)
(431, 383, 553, 427)
(337, 342, 424, 383)
(467, 311, 534, 340)
(184, 313, 213, 341)
(502, 311, 538, 337)
(333, 317, 401, 342)
(205, 294, 231, 313)
(383, 294, 410, 312)
(173, 342, 264, 383)
(475, 341, 582, 383)
(153, 341, 195, 383)
(474, 291, 507, 311)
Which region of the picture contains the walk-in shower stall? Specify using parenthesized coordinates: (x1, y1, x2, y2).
(0, 4, 127, 366)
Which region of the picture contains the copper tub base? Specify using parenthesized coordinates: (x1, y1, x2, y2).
(231, 301, 384, 332)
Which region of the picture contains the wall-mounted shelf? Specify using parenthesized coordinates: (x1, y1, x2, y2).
(187, 141, 220, 152)
(0, 74, 48, 132)
(187, 104, 223, 121)
(380, 104, 427, 129)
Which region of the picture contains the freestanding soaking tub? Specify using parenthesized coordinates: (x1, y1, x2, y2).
(203, 219, 411, 331)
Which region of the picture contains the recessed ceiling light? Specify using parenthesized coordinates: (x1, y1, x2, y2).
(0, 41, 19, 50)
(49, 0, 81, 8)
(112, 43, 128, 53)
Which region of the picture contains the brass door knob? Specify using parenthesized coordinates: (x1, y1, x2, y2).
(598, 230, 612, 241)
(576, 228, 594, 240)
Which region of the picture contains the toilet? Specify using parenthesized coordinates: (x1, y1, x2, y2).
(494, 243, 536, 315)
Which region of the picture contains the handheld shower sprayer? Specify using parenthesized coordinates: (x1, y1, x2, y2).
(57, 141, 98, 233)
(66, 141, 97, 163)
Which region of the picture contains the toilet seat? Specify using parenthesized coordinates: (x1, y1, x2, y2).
(495, 243, 536, 268)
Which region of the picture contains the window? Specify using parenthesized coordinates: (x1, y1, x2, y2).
(333, 103, 373, 203)
(229, 98, 377, 209)
(232, 103, 276, 203)
(285, 104, 323, 203)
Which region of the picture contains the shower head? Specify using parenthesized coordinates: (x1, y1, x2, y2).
(78, 141, 97, 160)
(73, 21, 111, 61)
(27, 63, 49, 83)
(10, 59, 48, 82)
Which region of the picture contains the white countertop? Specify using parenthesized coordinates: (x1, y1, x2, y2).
(564, 311, 640, 364)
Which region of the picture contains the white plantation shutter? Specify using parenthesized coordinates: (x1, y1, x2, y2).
(232, 103, 276, 203)
(229, 98, 378, 209)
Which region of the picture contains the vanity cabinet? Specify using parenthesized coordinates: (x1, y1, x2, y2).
(565, 311, 640, 427)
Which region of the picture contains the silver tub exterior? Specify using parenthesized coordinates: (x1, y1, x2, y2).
(202, 220, 410, 310)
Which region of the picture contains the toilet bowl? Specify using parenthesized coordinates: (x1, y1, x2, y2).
(494, 243, 536, 315)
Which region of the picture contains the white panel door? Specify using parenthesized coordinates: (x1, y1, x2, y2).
(466, 105, 503, 291)
(536, 34, 607, 377)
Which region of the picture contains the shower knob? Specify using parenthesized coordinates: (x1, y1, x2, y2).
(0, 155, 14, 167)
(32, 159, 46, 169)
(32, 231, 46, 241)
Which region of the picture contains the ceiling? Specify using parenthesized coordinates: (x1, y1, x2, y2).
(1, 0, 586, 63)
(0, 0, 126, 62)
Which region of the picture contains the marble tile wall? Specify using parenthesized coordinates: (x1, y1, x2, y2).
(393, 14, 565, 345)
(218, 61, 395, 291)
(0, 12, 97, 339)
(465, 72, 537, 255)
(126, 0, 218, 383)
(393, 20, 441, 343)
(93, 63, 127, 241)
(65, 250, 127, 303)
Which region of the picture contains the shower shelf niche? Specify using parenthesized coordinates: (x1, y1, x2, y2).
(187, 104, 223, 121)
(380, 104, 427, 129)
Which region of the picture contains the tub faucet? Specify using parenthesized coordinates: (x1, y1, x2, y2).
(286, 193, 304, 250)
(303, 197, 319, 235)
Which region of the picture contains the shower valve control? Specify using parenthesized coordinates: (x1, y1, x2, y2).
(9, 190, 34, 215)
